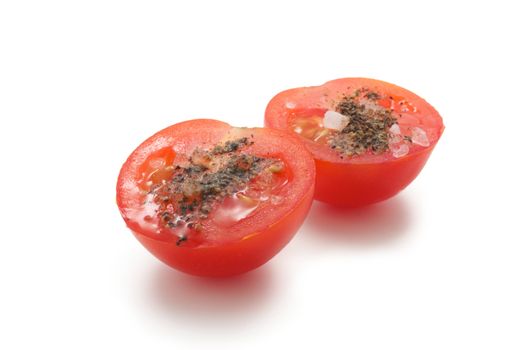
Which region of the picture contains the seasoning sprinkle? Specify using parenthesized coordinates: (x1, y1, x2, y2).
(145, 137, 283, 245)
(328, 89, 397, 156)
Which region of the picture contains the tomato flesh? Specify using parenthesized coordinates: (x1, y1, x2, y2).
(265, 78, 444, 207)
(117, 119, 315, 276)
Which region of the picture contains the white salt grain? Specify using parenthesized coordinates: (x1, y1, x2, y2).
(323, 110, 349, 131)
(411, 127, 430, 147)
(388, 124, 403, 144)
(392, 143, 409, 158)
(389, 124, 401, 135)
(389, 134, 403, 145)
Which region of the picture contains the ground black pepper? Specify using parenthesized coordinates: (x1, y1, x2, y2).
(328, 89, 397, 156)
(146, 137, 282, 245)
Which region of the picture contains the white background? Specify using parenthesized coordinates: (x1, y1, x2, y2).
(1, 1, 524, 349)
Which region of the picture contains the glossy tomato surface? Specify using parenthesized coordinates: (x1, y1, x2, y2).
(265, 78, 444, 207)
(117, 119, 315, 277)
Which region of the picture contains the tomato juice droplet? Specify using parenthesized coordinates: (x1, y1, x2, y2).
(123, 193, 160, 233)
(291, 115, 327, 142)
(212, 192, 260, 226)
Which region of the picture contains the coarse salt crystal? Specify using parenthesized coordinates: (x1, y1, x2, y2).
(323, 110, 349, 131)
(389, 134, 403, 145)
(411, 127, 430, 147)
(389, 124, 401, 135)
(388, 124, 403, 144)
(392, 143, 409, 158)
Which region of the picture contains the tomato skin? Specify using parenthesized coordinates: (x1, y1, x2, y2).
(314, 146, 434, 206)
(265, 78, 444, 207)
(117, 119, 315, 277)
(132, 186, 313, 277)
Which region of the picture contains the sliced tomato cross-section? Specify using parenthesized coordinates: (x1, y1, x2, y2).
(265, 78, 444, 207)
(117, 119, 315, 277)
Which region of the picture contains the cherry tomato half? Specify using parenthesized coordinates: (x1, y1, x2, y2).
(116, 119, 315, 277)
(265, 78, 444, 207)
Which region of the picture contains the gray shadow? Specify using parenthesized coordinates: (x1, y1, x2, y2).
(145, 263, 276, 327)
(304, 196, 412, 247)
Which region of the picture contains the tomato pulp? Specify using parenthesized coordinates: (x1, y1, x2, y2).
(265, 78, 444, 207)
(116, 119, 315, 277)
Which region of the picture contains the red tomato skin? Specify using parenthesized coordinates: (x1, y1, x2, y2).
(264, 78, 444, 207)
(132, 185, 313, 277)
(314, 146, 433, 207)
(117, 119, 315, 277)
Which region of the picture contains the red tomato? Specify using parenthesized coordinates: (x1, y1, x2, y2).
(116, 119, 315, 277)
(265, 78, 444, 207)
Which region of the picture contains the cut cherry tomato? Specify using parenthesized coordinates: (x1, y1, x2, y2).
(265, 78, 444, 207)
(117, 119, 315, 277)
